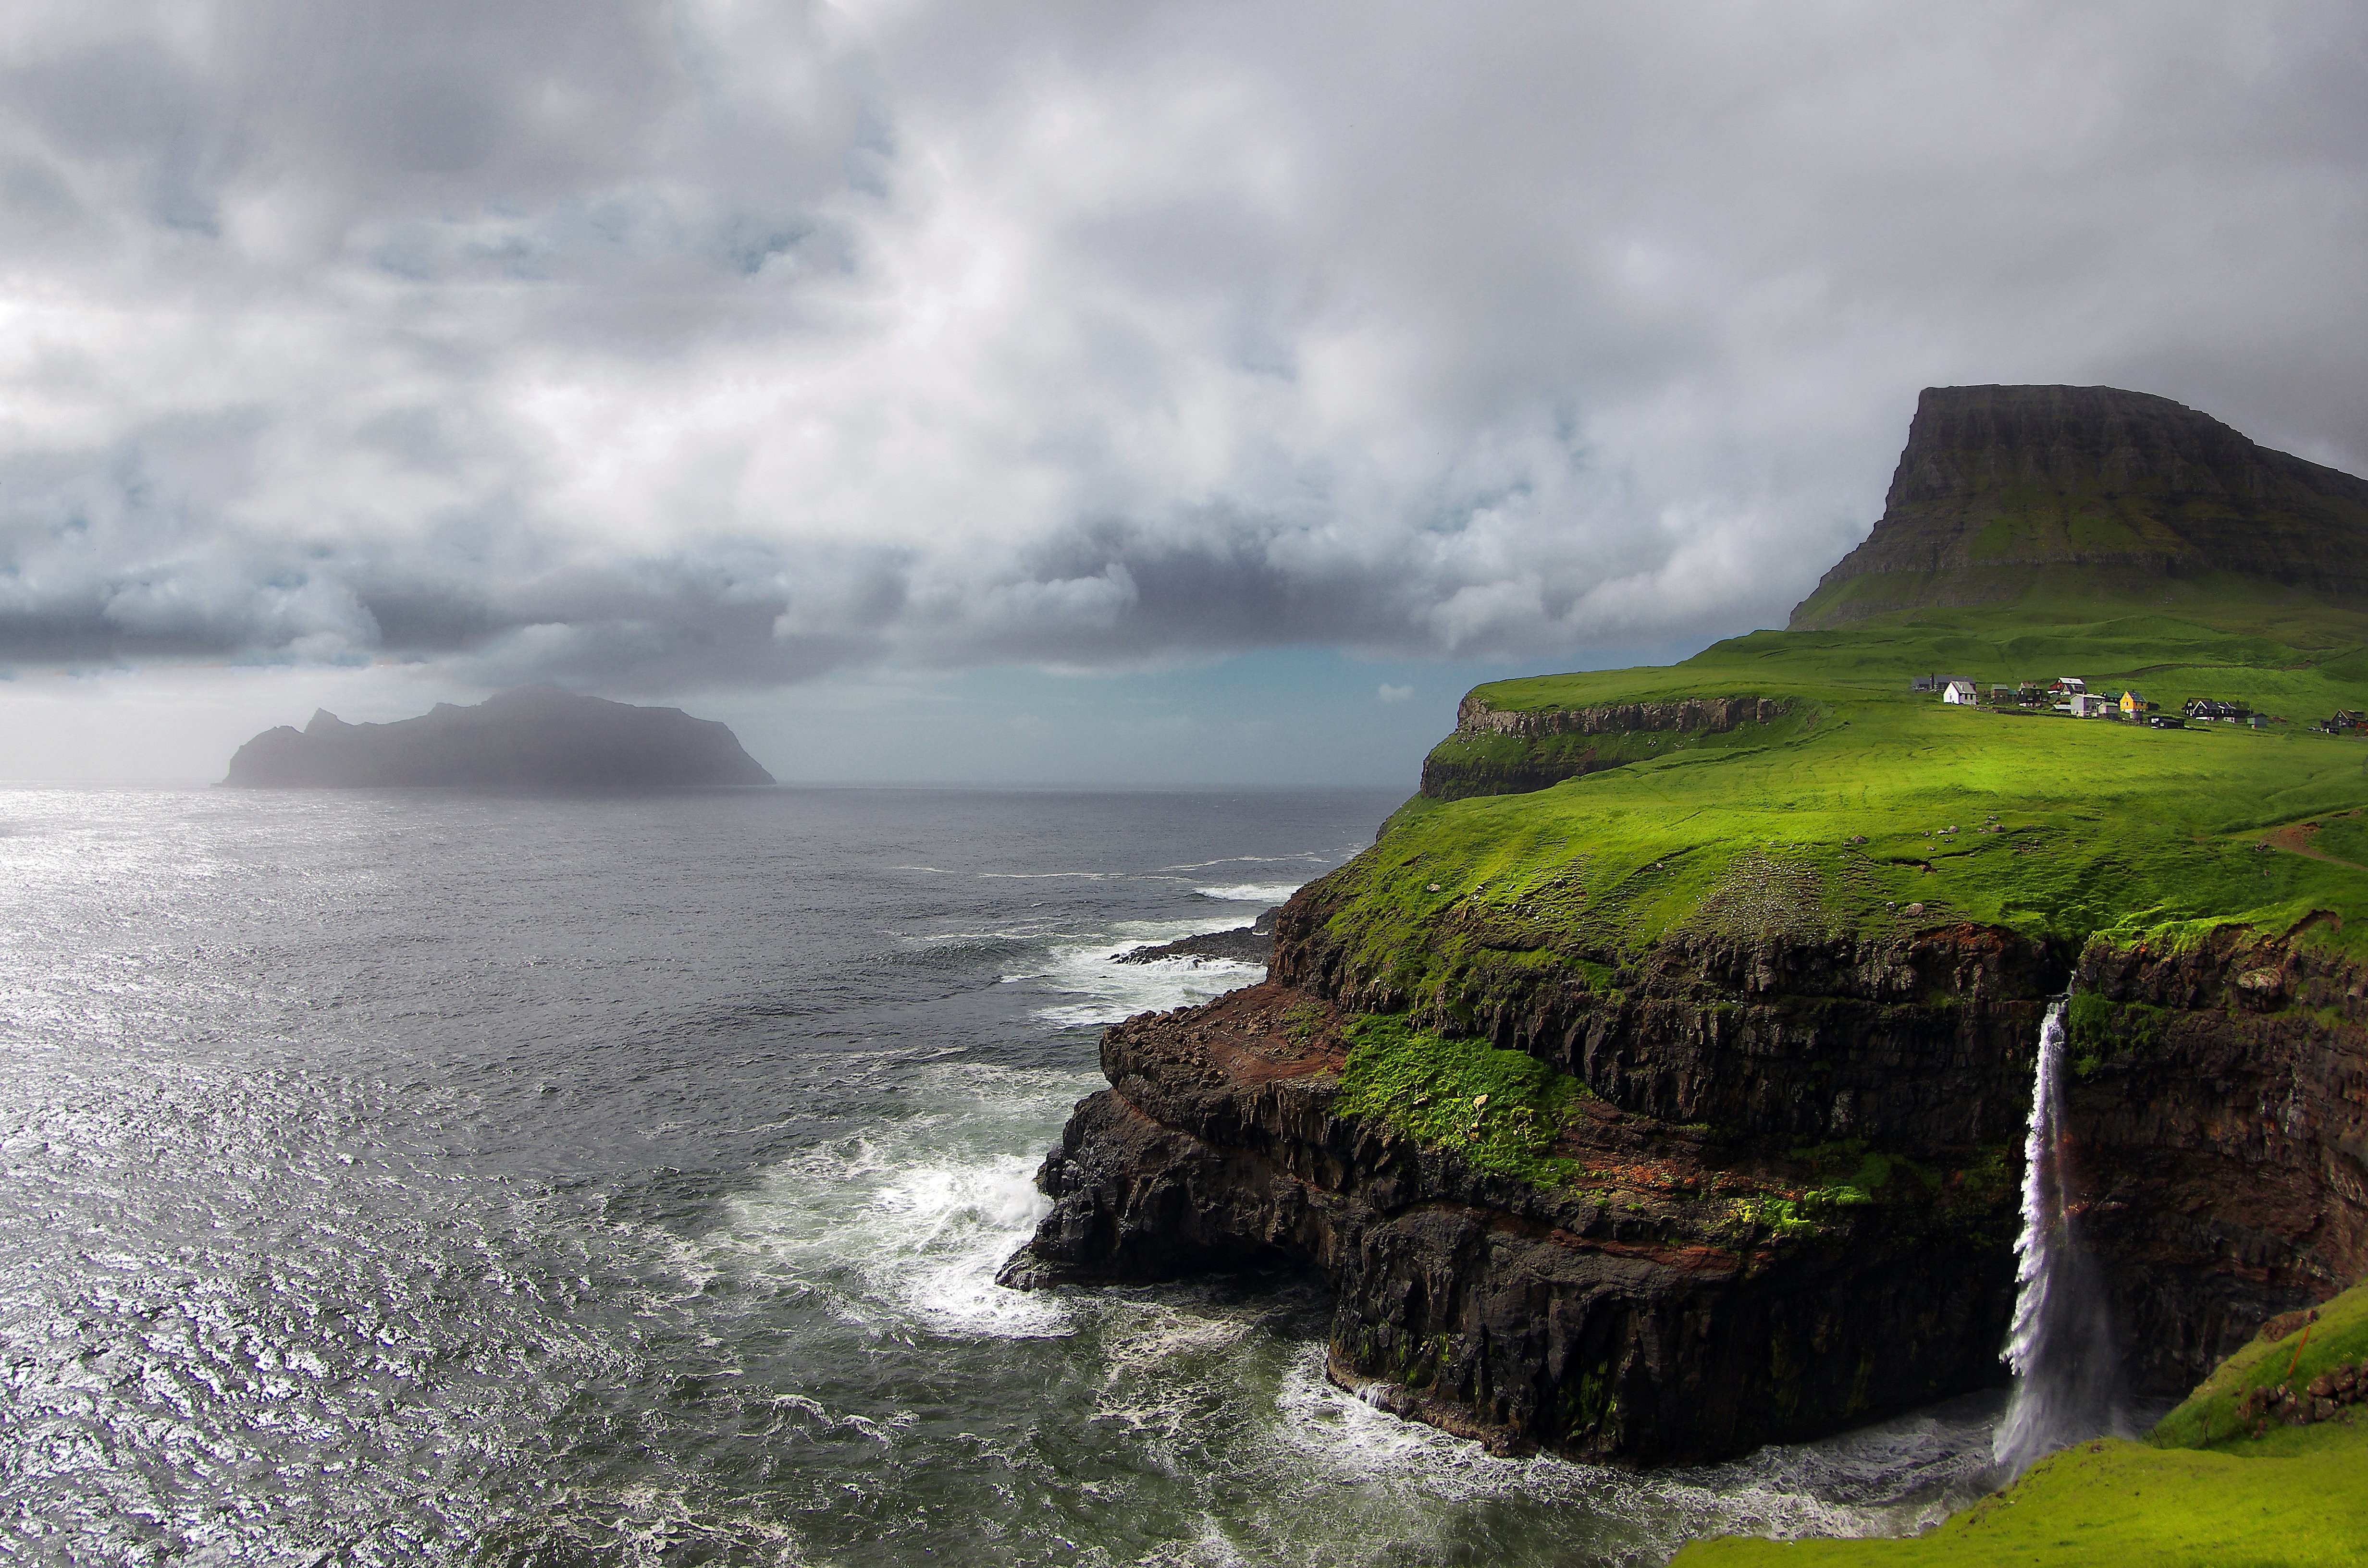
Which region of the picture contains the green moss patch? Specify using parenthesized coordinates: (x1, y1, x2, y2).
(1335, 1013, 1590, 1188)
(1672, 1280, 2368, 1565)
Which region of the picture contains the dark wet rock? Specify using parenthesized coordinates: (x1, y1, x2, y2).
(1007, 896, 2368, 1464)
(2065, 929, 2368, 1395)
(1115, 928, 1273, 966)
(1001, 980, 2020, 1465)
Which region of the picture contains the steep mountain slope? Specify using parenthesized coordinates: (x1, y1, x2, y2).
(1791, 383, 2368, 629)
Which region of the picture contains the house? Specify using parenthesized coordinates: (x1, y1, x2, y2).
(2185, 698, 2251, 722)
(1910, 675, 1935, 693)
(1943, 679, 1978, 705)
(2070, 691, 2111, 717)
(2119, 690, 2149, 719)
(2053, 677, 2087, 697)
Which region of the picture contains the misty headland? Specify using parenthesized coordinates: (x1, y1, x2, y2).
(221, 686, 776, 789)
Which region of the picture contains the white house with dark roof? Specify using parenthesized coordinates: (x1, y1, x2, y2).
(1942, 679, 1978, 705)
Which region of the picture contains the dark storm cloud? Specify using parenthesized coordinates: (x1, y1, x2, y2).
(0, 0, 2364, 688)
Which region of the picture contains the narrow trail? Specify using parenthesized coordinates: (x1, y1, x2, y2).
(2259, 820, 2368, 872)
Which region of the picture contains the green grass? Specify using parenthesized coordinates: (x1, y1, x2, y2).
(1668, 1432, 2368, 1566)
(2149, 1276, 2368, 1453)
(1320, 600, 2368, 1027)
(1670, 1281, 2368, 1566)
(1335, 1012, 1591, 1187)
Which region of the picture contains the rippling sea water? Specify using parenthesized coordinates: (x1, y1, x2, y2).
(0, 785, 2005, 1567)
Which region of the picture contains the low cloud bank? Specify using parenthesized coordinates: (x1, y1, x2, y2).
(1, 1, 2362, 691)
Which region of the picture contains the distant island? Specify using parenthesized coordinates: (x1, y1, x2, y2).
(222, 686, 775, 788)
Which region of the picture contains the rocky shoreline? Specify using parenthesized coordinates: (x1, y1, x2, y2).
(1001, 977, 2022, 1464)
(1114, 908, 1279, 967)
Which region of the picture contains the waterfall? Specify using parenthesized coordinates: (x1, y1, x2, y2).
(1992, 998, 2122, 1476)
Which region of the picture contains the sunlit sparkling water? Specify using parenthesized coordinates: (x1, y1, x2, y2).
(1, 785, 2006, 1565)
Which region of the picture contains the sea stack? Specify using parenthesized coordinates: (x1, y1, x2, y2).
(222, 686, 775, 787)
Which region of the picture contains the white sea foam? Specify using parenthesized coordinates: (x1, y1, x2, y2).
(1014, 930, 1269, 1026)
(1194, 883, 1303, 903)
(710, 1065, 1089, 1339)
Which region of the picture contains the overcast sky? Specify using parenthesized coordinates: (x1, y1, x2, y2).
(2, 0, 2365, 785)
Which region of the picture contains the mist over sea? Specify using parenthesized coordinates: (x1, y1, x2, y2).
(2, 785, 2004, 1566)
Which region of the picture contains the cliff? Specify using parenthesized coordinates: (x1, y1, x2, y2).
(1003, 385, 2368, 1472)
(1004, 960, 2031, 1464)
(1419, 696, 1795, 801)
(222, 686, 774, 788)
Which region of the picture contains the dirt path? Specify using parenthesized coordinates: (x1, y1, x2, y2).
(2260, 820, 2368, 872)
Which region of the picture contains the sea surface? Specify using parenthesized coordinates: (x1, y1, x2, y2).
(0, 785, 2007, 1567)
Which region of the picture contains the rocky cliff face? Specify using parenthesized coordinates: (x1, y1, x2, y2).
(1419, 696, 1790, 802)
(1003, 980, 2020, 1465)
(1003, 894, 2368, 1462)
(1277, 906, 2062, 1149)
(2067, 927, 2368, 1393)
(1789, 385, 2368, 628)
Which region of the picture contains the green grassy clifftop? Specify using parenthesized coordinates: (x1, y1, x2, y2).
(1363, 606, 2368, 1035)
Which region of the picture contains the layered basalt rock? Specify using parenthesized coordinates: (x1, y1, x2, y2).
(1275, 905, 2067, 1149)
(1419, 696, 1791, 802)
(2066, 927, 2368, 1396)
(1452, 695, 1788, 740)
(1003, 968, 2030, 1464)
(1005, 892, 2368, 1461)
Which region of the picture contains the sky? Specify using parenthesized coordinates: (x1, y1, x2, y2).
(1, 1, 2365, 786)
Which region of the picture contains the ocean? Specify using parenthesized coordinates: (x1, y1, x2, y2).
(0, 785, 2004, 1566)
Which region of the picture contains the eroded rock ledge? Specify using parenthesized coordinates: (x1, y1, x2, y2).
(1004, 914, 2368, 1464)
(1420, 696, 1792, 801)
(1452, 694, 1788, 741)
(1001, 980, 2020, 1465)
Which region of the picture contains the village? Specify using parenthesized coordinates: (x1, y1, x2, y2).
(1909, 674, 2364, 734)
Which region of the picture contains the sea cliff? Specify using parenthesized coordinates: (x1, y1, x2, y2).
(1002, 383, 2368, 1470)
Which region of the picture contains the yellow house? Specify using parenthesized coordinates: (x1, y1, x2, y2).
(2120, 690, 2146, 718)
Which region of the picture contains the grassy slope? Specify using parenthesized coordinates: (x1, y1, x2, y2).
(1334, 597, 2368, 1030)
(1669, 1280, 2368, 1567)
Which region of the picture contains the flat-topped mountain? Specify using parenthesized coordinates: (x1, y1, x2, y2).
(1790, 384, 2368, 628)
(222, 686, 775, 788)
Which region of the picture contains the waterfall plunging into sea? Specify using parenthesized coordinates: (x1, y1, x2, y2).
(1992, 997, 2124, 1476)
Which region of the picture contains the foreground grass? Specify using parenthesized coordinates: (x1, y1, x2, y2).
(1672, 1432, 2367, 1568)
(1671, 1281, 2368, 1566)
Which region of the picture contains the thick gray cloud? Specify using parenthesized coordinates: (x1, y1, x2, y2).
(1, 0, 2365, 691)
